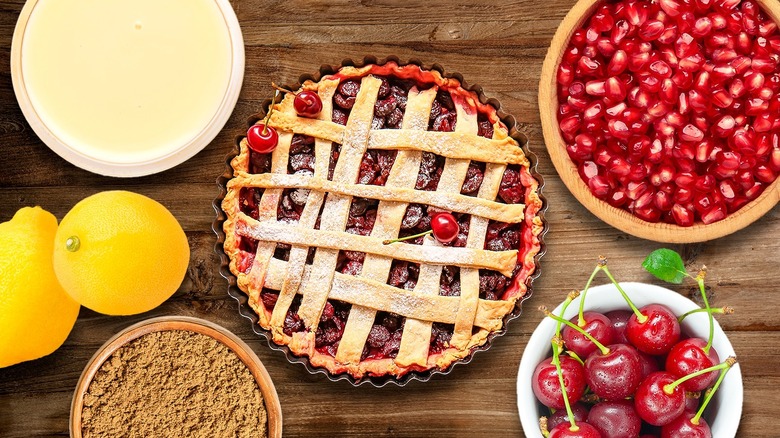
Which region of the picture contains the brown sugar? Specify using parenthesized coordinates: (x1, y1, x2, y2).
(81, 330, 267, 437)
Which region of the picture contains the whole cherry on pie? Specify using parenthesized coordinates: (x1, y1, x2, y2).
(246, 124, 278, 154)
(294, 90, 323, 117)
(221, 61, 544, 381)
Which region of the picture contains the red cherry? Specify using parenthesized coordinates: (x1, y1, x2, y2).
(665, 338, 720, 392)
(549, 422, 603, 438)
(294, 90, 323, 117)
(532, 355, 587, 410)
(246, 124, 279, 153)
(548, 402, 590, 430)
(562, 311, 616, 358)
(605, 309, 632, 344)
(584, 343, 643, 401)
(634, 371, 686, 426)
(637, 351, 661, 379)
(430, 213, 459, 244)
(661, 410, 711, 438)
(626, 304, 681, 355)
(587, 399, 642, 438)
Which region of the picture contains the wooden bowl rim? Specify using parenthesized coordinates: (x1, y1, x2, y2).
(539, 0, 780, 243)
(69, 316, 282, 438)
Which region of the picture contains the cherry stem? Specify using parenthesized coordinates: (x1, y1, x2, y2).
(662, 356, 736, 395)
(677, 306, 734, 323)
(601, 265, 647, 323)
(539, 417, 550, 438)
(555, 291, 580, 338)
(541, 306, 610, 355)
(692, 357, 736, 425)
(261, 90, 280, 136)
(271, 82, 297, 95)
(565, 350, 584, 365)
(383, 230, 432, 245)
(577, 262, 602, 326)
(551, 340, 579, 431)
(695, 269, 715, 354)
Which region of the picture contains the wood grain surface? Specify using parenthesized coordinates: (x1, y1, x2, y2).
(0, 0, 779, 437)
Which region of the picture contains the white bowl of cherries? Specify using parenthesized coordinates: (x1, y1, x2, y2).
(517, 250, 742, 437)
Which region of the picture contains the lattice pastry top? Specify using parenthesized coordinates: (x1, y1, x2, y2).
(222, 62, 544, 381)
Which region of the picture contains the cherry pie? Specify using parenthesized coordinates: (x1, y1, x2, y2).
(221, 61, 544, 381)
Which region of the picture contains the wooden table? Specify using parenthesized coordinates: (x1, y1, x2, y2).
(1, 0, 779, 436)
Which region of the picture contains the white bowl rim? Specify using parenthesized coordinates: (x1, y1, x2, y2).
(10, 0, 245, 178)
(517, 282, 743, 437)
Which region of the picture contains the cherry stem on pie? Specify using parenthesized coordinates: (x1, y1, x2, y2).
(271, 82, 297, 95)
(695, 268, 716, 354)
(541, 306, 610, 355)
(692, 356, 737, 425)
(662, 356, 736, 395)
(382, 230, 434, 245)
(678, 306, 734, 323)
(261, 90, 280, 136)
(65, 236, 80, 252)
(601, 264, 648, 323)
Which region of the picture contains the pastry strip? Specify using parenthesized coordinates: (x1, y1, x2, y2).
(228, 173, 525, 223)
(336, 86, 439, 364)
(234, 214, 518, 276)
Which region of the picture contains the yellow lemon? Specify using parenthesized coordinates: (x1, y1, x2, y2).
(53, 191, 190, 315)
(0, 207, 80, 368)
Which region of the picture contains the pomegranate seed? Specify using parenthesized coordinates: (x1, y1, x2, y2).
(700, 203, 727, 224)
(626, 1, 649, 25)
(719, 179, 738, 200)
(589, 175, 611, 198)
(736, 169, 755, 189)
(559, 114, 581, 137)
(608, 50, 629, 76)
(756, 164, 777, 183)
(585, 80, 606, 96)
(647, 139, 665, 163)
(736, 31, 752, 53)
(746, 98, 769, 115)
(606, 102, 628, 117)
(608, 157, 632, 176)
(612, 20, 631, 44)
(754, 113, 774, 132)
(660, 0, 684, 17)
(629, 51, 651, 71)
(640, 20, 665, 40)
(714, 115, 736, 137)
(752, 57, 777, 73)
(712, 64, 737, 78)
(633, 205, 662, 222)
(759, 20, 778, 37)
(627, 181, 650, 199)
(745, 71, 766, 90)
(688, 89, 709, 112)
(757, 87, 774, 100)
(639, 74, 662, 92)
(672, 203, 695, 226)
(696, 139, 714, 162)
(603, 77, 627, 102)
(694, 71, 711, 90)
(568, 96, 589, 110)
(658, 24, 679, 45)
(770, 147, 780, 172)
(694, 174, 716, 192)
(674, 187, 695, 203)
(731, 128, 754, 152)
(655, 190, 674, 211)
(712, 48, 738, 62)
(634, 189, 655, 208)
(745, 182, 764, 200)
(676, 33, 697, 58)
(608, 190, 629, 207)
(597, 38, 618, 57)
(717, 151, 742, 169)
(709, 14, 727, 30)
(731, 56, 753, 74)
(729, 78, 747, 97)
(583, 101, 605, 120)
(712, 88, 734, 107)
(727, 196, 750, 212)
(649, 60, 673, 78)
(693, 17, 714, 36)
(578, 56, 601, 75)
(557, 64, 574, 85)
(678, 53, 705, 72)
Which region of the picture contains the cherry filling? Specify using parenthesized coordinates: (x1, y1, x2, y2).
(241, 74, 530, 364)
(558, 0, 780, 226)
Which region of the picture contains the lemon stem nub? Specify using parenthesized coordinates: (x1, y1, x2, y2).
(65, 236, 80, 252)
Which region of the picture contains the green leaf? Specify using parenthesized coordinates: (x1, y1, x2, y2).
(642, 249, 688, 284)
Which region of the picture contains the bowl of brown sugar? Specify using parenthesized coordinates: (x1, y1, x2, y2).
(70, 316, 281, 438)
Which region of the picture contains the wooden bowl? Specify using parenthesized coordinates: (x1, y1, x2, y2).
(540, 0, 780, 243)
(70, 316, 282, 438)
